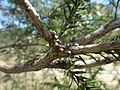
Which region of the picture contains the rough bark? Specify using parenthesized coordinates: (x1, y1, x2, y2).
(0, 40, 120, 73)
(70, 19, 120, 45)
(47, 57, 118, 69)
(68, 40, 120, 55)
(15, 0, 61, 48)
(0, 0, 120, 73)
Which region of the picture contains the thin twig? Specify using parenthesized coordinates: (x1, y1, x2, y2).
(114, 0, 120, 19)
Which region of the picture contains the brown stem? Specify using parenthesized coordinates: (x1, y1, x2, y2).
(71, 19, 120, 45)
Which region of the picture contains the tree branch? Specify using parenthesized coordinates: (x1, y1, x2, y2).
(70, 19, 120, 45)
(58, 40, 120, 57)
(0, 0, 119, 74)
(0, 56, 118, 73)
(15, 0, 61, 47)
(47, 57, 118, 69)
(0, 40, 120, 73)
(0, 49, 58, 73)
(68, 40, 120, 55)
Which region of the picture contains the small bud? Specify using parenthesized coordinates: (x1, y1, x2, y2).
(56, 39, 62, 44)
(67, 51, 72, 54)
(54, 35, 58, 39)
(56, 39, 60, 42)
(66, 44, 70, 46)
(55, 42, 59, 46)
(59, 48, 64, 51)
(74, 43, 79, 46)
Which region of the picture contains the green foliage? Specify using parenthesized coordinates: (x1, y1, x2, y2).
(0, 0, 120, 90)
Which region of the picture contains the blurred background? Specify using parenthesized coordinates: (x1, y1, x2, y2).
(0, 0, 120, 90)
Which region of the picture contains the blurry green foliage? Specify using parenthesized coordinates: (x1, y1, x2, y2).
(0, 0, 120, 90)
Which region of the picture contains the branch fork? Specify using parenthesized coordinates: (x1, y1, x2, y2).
(0, 0, 120, 73)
